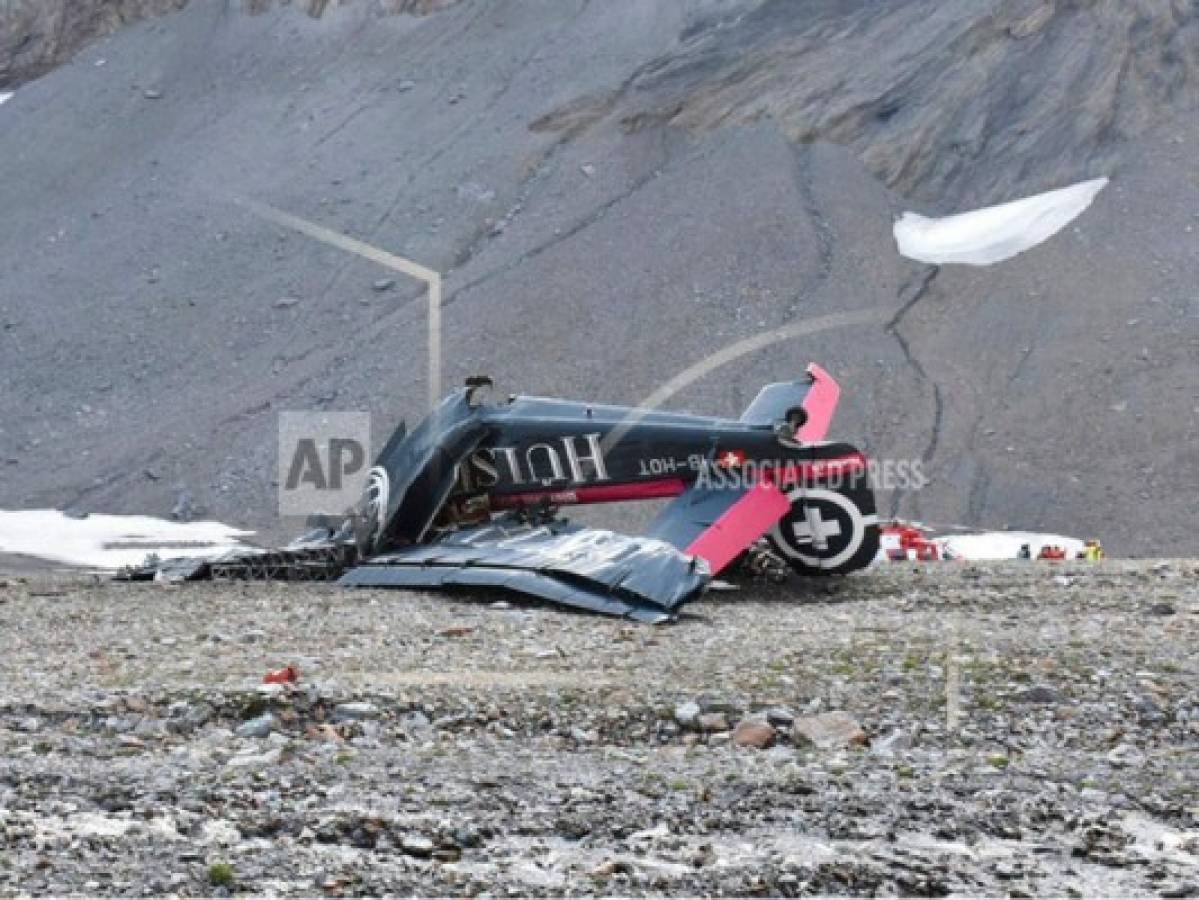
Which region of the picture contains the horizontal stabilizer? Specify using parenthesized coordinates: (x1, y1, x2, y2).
(646, 481, 790, 576)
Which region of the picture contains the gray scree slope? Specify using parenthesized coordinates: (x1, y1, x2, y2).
(0, 0, 1195, 555)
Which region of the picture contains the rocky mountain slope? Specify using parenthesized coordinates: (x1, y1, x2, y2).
(0, 0, 457, 88)
(0, 0, 1195, 554)
(1, 0, 185, 88)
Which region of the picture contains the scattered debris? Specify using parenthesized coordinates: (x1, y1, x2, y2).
(263, 665, 299, 684)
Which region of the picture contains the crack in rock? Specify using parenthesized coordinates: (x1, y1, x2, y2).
(885, 265, 941, 517)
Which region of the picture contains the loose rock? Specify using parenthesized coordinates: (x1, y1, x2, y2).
(235, 713, 275, 738)
(732, 717, 774, 749)
(673, 700, 700, 729)
(696, 711, 730, 733)
(399, 834, 434, 857)
(1013, 685, 1065, 704)
(334, 701, 379, 721)
(790, 711, 867, 749)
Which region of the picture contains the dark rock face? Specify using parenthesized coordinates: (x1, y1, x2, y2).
(595, 0, 1199, 207)
(1, 0, 188, 88)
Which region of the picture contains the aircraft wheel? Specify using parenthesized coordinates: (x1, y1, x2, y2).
(766, 475, 880, 575)
(351, 466, 390, 556)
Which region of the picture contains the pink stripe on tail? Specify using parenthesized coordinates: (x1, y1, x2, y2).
(685, 481, 791, 576)
(796, 363, 840, 443)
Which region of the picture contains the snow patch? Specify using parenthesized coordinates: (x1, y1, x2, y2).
(0, 509, 255, 570)
(894, 177, 1108, 266)
(0, 92, 12, 106)
(937, 530, 1084, 561)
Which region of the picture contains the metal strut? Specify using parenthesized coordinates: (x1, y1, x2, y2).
(207, 545, 356, 582)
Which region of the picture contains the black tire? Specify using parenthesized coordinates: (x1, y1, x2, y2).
(766, 468, 880, 575)
(352, 466, 390, 556)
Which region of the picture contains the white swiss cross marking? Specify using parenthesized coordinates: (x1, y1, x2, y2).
(790, 505, 842, 550)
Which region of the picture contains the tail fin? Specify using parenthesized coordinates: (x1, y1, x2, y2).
(740, 364, 840, 442)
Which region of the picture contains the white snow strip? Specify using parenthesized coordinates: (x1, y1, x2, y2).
(0, 92, 12, 107)
(894, 177, 1108, 265)
(0, 509, 255, 570)
(937, 530, 1084, 561)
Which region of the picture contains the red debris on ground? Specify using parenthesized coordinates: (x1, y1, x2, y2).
(264, 665, 299, 684)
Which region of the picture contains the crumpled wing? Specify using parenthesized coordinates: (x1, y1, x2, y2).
(117, 541, 354, 583)
(339, 519, 709, 622)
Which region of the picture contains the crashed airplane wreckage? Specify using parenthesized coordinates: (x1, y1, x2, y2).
(128, 365, 879, 621)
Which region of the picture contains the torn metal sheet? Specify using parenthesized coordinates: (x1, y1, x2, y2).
(341, 518, 706, 622)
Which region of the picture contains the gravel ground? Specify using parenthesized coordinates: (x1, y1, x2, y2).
(1, 561, 1196, 896)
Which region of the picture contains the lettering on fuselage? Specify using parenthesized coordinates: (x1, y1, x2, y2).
(466, 432, 610, 488)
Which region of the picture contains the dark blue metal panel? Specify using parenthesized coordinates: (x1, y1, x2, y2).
(340, 517, 707, 620)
